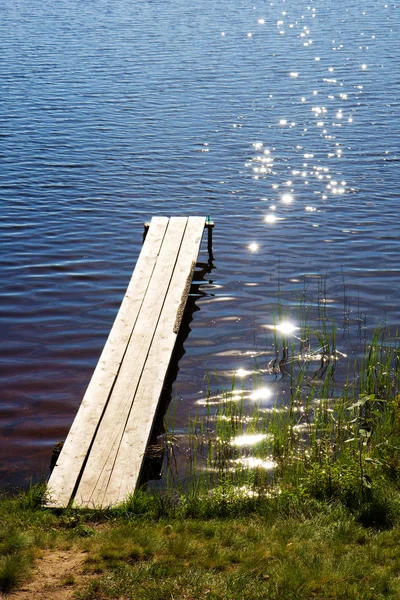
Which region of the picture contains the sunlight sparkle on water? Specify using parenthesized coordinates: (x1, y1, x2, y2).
(231, 433, 269, 447)
(250, 387, 272, 401)
(275, 321, 298, 335)
(281, 193, 293, 204)
(265, 214, 277, 223)
(248, 242, 259, 252)
(234, 457, 277, 470)
(236, 368, 251, 378)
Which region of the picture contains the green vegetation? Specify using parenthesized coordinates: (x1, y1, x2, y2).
(1, 486, 400, 598)
(1, 297, 400, 597)
(74, 513, 400, 600)
(0, 485, 45, 593)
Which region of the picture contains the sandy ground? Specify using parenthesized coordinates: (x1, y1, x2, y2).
(5, 549, 87, 600)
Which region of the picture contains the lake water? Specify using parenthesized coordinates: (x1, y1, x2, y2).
(1, 0, 399, 490)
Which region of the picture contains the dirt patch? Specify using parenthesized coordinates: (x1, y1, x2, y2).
(6, 549, 87, 600)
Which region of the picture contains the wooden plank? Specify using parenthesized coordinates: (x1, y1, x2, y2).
(46, 217, 169, 508)
(99, 216, 206, 506)
(73, 217, 190, 507)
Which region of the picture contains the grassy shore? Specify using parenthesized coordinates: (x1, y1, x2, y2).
(1, 482, 400, 599)
(1, 310, 400, 597)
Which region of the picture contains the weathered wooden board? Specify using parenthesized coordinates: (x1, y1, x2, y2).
(46, 216, 206, 509)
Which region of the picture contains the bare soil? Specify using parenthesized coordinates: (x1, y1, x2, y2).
(6, 549, 87, 600)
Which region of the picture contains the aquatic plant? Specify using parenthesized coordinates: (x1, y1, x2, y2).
(156, 281, 400, 520)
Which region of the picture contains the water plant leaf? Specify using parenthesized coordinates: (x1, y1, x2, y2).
(371, 409, 383, 417)
(363, 476, 372, 489)
(346, 399, 368, 411)
(346, 394, 385, 411)
(360, 394, 376, 401)
(359, 393, 386, 403)
(364, 457, 383, 466)
(359, 428, 372, 438)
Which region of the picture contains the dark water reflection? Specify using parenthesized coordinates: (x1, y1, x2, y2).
(0, 0, 399, 489)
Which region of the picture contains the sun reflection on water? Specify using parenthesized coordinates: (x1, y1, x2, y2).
(231, 433, 271, 447)
(240, 0, 381, 243)
(274, 321, 299, 335)
(250, 387, 272, 402)
(281, 193, 293, 204)
(233, 457, 277, 470)
(265, 214, 278, 224)
(235, 368, 251, 378)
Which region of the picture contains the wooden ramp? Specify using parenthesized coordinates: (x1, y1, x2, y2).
(46, 216, 207, 508)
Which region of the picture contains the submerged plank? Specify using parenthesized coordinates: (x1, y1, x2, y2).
(73, 217, 190, 507)
(46, 217, 169, 508)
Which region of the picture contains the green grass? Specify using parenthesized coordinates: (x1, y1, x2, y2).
(0, 522, 37, 593)
(72, 512, 400, 599)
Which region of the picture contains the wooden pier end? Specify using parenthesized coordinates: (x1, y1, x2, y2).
(46, 216, 210, 509)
